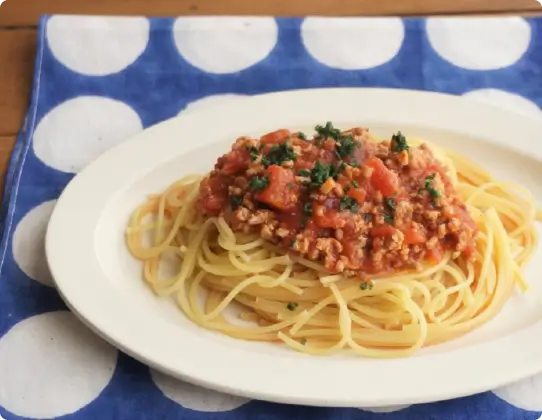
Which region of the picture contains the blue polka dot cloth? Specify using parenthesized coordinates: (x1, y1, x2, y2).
(1, 14, 542, 420)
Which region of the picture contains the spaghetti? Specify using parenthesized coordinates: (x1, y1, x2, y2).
(126, 124, 539, 358)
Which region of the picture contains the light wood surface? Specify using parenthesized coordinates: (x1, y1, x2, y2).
(0, 0, 540, 200)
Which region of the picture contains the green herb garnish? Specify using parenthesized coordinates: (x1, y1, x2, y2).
(419, 173, 441, 206)
(230, 196, 243, 210)
(382, 196, 396, 223)
(352, 180, 359, 188)
(383, 213, 394, 224)
(301, 203, 313, 228)
(335, 135, 356, 159)
(261, 142, 297, 167)
(309, 161, 331, 188)
(287, 302, 298, 311)
(344, 185, 350, 193)
(306, 161, 346, 190)
(298, 169, 311, 177)
(363, 213, 374, 222)
(339, 196, 359, 213)
(248, 176, 269, 190)
(245, 145, 260, 162)
(303, 202, 313, 217)
(290, 240, 297, 248)
(360, 281, 369, 290)
(384, 197, 396, 212)
(391, 131, 409, 153)
(349, 159, 360, 168)
(298, 132, 307, 140)
(300, 338, 307, 345)
(315, 121, 341, 140)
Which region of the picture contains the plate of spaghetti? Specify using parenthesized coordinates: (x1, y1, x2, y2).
(47, 88, 542, 407)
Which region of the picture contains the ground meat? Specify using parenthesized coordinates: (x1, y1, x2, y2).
(196, 124, 478, 275)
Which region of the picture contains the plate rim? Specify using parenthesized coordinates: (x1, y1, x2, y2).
(46, 87, 542, 407)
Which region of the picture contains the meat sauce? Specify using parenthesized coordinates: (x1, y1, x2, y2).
(196, 123, 477, 275)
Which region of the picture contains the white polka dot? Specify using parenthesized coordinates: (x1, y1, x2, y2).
(12, 200, 56, 287)
(357, 405, 411, 413)
(301, 17, 405, 70)
(426, 17, 531, 70)
(47, 16, 149, 76)
(180, 94, 247, 115)
(151, 370, 249, 411)
(33, 96, 143, 173)
(173, 17, 278, 74)
(462, 89, 542, 119)
(493, 374, 542, 411)
(0, 311, 117, 418)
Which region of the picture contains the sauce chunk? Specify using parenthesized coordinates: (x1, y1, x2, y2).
(196, 124, 477, 275)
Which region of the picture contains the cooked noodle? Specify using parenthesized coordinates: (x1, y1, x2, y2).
(125, 137, 539, 358)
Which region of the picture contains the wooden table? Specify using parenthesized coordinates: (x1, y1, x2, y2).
(0, 0, 540, 193)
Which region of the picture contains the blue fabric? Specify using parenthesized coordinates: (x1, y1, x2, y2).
(1, 15, 542, 420)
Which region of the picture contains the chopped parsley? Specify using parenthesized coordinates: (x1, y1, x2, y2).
(383, 196, 396, 223)
(298, 169, 311, 177)
(349, 159, 360, 168)
(245, 145, 260, 162)
(339, 196, 359, 213)
(298, 132, 307, 140)
(344, 185, 351, 193)
(391, 131, 409, 153)
(287, 302, 298, 311)
(335, 135, 356, 159)
(306, 160, 347, 190)
(419, 173, 441, 206)
(301, 203, 313, 228)
(230, 195, 243, 210)
(384, 197, 396, 212)
(360, 281, 374, 291)
(352, 180, 359, 188)
(315, 121, 341, 140)
(290, 240, 297, 248)
(300, 338, 307, 345)
(248, 176, 269, 190)
(383, 213, 394, 224)
(309, 161, 334, 188)
(262, 142, 297, 167)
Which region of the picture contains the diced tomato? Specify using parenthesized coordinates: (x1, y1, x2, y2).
(201, 195, 225, 212)
(365, 157, 398, 197)
(463, 243, 475, 259)
(370, 225, 397, 237)
(426, 244, 444, 265)
(323, 139, 336, 151)
(401, 225, 427, 245)
(255, 165, 296, 211)
(221, 148, 249, 175)
(279, 211, 304, 231)
(347, 188, 367, 204)
(314, 205, 346, 228)
(197, 176, 228, 215)
(260, 129, 291, 144)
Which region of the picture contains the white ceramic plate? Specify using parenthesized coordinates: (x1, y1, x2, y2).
(46, 88, 542, 408)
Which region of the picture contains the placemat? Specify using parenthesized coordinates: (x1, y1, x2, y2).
(1, 14, 541, 420)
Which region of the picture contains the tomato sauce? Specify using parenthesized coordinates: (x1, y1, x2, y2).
(196, 124, 477, 275)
